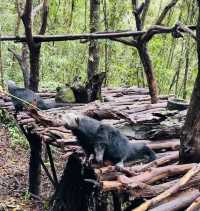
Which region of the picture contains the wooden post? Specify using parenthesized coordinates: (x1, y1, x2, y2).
(20, 126, 43, 196)
(28, 131, 42, 195)
(50, 153, 100, 211)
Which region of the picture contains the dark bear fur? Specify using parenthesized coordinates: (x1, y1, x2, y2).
(93, 124, 156, 166)
(7, 80, 48, 112)
(60, 113, 156, 166)
(71, 116, 101, 157)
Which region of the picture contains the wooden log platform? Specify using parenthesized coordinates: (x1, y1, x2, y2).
(1, 86, 198, 211)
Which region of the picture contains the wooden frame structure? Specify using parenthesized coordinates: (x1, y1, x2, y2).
(1, 87, 200, 210)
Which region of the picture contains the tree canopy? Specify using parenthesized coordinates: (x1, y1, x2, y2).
(0, 0, 198, 99)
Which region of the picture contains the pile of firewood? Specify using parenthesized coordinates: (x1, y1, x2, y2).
(1, 87, 199, 210)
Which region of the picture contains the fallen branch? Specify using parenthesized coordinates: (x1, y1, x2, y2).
(129, 173, 200, 198)
(133, 164, 200, 211)
(96, 152, 179, 182)
(147, 140, 180, 151)
(133, 151, 179, 172)
(119, 163, 195, 185)
(101, 163, 194, 191)
(149, 189, 200, 211)
(186, 196, 200, 211)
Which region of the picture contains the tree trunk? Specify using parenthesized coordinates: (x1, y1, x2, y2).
(29, 45, 41, 91)
(49, 153, 99, 211)
(103, 0, 109, 86)
(87, 0, 100, 80)
(179, 2, 200, 163)
(21, 0, 48, 91)
(137, 44, 158, 104)
(8, 44, 30, 88)
(14, 0, 30, 88)
(183, 45, 190, 99)
(21, 43, 30, 88)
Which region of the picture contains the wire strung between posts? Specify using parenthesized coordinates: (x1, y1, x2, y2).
(0, 87, 41, 111)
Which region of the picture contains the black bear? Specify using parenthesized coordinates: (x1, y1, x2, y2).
(58, 113, 156, 166)
(94, 124, 156, 166)
(58, 113, 101, 158)
(7, 80, 48, 112)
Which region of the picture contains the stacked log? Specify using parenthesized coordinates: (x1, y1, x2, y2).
(1, 87, 198, 211)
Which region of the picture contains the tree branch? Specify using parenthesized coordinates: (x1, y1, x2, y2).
(16, 0, 24, 17)
(141, 0, 151, 29)
(0, 31, 145, 42)
(39, 0, 48, 35)
(178, 23, 197, 40)
(21, 0, 34, 48)
(155, 0, 179, 25)
(8, 48, 22, 63)
(131, 0, 144, 31)
(141, 25, 175, 42)
(14, 0, 23, 38)
(110, 37, 137, 47)
(32, 2, 43, 23)
(0, 25, 196, 43)
(134, 164, 200, 211)
(141, 23, 196, 43)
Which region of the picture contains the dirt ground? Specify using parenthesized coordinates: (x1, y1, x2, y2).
(0, 126, 64, 211)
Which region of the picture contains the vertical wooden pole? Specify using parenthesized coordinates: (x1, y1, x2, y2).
(27, 130, 42, 195)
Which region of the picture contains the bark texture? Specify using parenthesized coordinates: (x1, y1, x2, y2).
(137, 44, 158, 104)
(87, 0, 100, 80)
(180, 2, 200, 163)
(21, 0, 48, 91)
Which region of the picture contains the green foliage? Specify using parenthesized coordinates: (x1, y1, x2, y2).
(9, 126, 28, 150)
(21, 190, 31, 201)
(55, 85, 76, 103)
(0, 0, 198, 99)
(43, 199, 50, 211)
(0, 109, 28, 149)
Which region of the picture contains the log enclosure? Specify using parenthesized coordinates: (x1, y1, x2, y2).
(1, 87, 200, 211)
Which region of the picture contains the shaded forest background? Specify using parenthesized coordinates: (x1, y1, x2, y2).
(0, 0, 198, 98)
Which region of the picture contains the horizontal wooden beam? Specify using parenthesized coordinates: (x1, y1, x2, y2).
(0, 31, 144, 42)
(0, 25, 196, 43)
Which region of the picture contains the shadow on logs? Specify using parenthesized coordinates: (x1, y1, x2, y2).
(49, 153, 100, 211)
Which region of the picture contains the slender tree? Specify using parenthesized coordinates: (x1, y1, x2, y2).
(112, 0, 179, 103)
(8, 1, 30, 88)
(20, 0, 48, 91)
(103, 0, 109, 85)
(179, 0, 200, 163)
(87, 0, 100, 80)
(9, 0, 46, 88)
